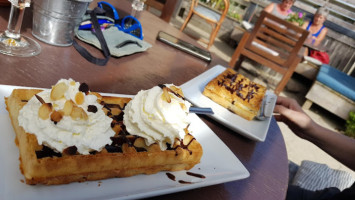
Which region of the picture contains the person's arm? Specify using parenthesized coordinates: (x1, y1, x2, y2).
(301, 21, 309, 30)
(264, 3, 275, 13)
(313, 27, 328, 46)
(274, 96, 355, 171)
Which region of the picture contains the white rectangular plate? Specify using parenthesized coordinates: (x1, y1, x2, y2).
(180, 65, 276, 142)
(0, 84, 249, 200)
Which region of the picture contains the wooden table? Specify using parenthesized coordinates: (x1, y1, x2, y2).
(0, 1, 289, 199)
(303, 37, 328, 52)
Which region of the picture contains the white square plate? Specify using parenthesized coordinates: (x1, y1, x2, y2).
(0, 84, 249, 200)
(180, 65, 276, 142)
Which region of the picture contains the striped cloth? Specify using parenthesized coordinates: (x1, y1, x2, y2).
(291, 160, 355, 191)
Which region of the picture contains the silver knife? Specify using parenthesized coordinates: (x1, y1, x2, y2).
(189, 107, 214, 115)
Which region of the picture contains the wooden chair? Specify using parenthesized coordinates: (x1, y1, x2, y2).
(229, 11, 309, 95)
(180, 0, 230, 49)
(145, 0, 178, 22)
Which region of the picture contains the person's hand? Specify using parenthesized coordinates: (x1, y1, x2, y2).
(275, 97, 355, 171)
(273, 96, 318, 140)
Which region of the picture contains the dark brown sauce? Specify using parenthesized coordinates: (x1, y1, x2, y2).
(166, 172, 176, 181)
(171, 134, 195, 155)
(63, 146, 77, 155)
(186, 172, 206, 179)
(104, 103, 124, 109)
(79, 83, 89, 94)
(35, 145, 62, 158)
(105, 144, 123, 153)
(135, 147, 147, 152)
(178, 180, 192, 184)
(87, 105, 98, 113)
(220, 72, 260, 102)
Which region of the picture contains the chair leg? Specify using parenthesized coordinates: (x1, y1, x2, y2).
(207, 23, 220, 49)
(229, 32, 250, 69)
(274, 57, 301, 95)
(229, 48, 241, 69)
(234, 55, 246, 70)
(180, 10, 193, 31)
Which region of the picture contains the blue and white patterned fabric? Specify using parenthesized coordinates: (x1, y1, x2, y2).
(291, 160, 354, 191)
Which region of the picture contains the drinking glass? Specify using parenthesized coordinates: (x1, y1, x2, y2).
(0, 0, 40, 57)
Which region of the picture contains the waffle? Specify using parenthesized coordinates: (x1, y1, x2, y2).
(203, 68, 266, 120)
(5, 89, 203, 185)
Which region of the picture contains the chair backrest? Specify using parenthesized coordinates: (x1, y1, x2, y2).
(245, 11, 309, 67)
(191, 0, 230, 22)
(145, 0, 178, 22)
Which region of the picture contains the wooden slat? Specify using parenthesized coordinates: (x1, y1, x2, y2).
(263, 20, 301, 40)
(334, 0, 355, 7)
(248, 45, 286, 65)
(242, 48, 288, 74)
(305, 81, 355, 120)
(292, 1, 355, 33)
(256, 33, 293, 52)
(298, 0, 355, 20)
(259, 27, 297, 46)
(253, 38, 290, 58)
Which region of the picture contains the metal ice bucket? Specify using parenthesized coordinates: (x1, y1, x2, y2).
(32, 0, 92, 46)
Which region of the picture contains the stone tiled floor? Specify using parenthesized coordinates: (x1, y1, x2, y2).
(168, 14, 355, 178)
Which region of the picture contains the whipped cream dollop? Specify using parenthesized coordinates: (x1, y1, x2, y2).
(123, 84, 191, 150)
(18, 79, 115, 155)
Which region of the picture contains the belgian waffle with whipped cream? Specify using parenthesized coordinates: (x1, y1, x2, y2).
(203, 68, 267, 120)
(5, 80, 203, 185)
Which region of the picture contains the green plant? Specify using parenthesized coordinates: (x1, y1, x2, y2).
(286, 12, 306, 26)
(199, 0, 224, 11)
(345, 111, 355, 138)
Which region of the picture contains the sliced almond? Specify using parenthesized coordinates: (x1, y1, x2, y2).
(70, 106, 88, 120)
(170, 85, 184, 97)
(133, 138, 147, 148)
(50, 110, 63, 123)
(38, 103, 53, 120)
(161, 87, 171, 103)
(62, 100, 74, 116)
(75, 92, 85, 105)
(35, 94, 46, 104)
(69, 81, 76, 86)
(89, 92, 102, 102)
(50, 82, 68, 101)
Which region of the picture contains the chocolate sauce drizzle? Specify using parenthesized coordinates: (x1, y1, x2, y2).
(165, 171, 206, 184)
(36, 146, 62, 158)
(178, 180, 192, 184)
(186, 171, 206, 179)
(79, 83, 89, 95)
(217, 71, 260, 102)
(166, 172, 176, 181)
